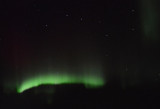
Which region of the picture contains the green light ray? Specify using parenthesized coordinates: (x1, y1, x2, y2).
(17, 74, 105, 93)
(140, 0, 159, 43)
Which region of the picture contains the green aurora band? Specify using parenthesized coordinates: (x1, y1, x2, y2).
(17, 74, 105, 93)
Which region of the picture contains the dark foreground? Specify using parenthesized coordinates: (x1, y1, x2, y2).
(1, 84, 160, 109)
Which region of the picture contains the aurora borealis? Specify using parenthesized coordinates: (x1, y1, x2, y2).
(1, 0, 160, 108)
(17, 74, 105, 93)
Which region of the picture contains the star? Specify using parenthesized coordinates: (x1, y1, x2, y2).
(131, 9, 135, 12)
(131, 28, 135, 31)
(105, 34, 109, 37)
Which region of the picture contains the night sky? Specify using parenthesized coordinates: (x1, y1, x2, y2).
(1, 0, 160, 108)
